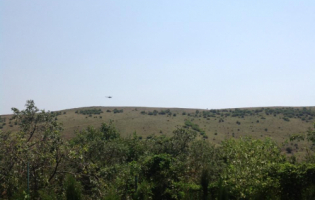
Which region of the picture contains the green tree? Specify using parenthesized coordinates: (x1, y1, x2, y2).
(0, 100, 65, 199)
(220, 137, 285, 199)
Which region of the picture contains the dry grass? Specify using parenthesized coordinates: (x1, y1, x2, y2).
(1, 106, 314, 146)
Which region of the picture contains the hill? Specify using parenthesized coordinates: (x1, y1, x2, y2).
(1, 106, 314, 147)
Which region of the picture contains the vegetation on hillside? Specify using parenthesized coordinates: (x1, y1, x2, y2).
(1, 101, 315, 199)
(140, 107, 315, 122)
(75, 109, 103, 115)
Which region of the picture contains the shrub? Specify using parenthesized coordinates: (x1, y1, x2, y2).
(79, 109, 103, 115)
(286, 147, 292, 154)
(283, 117, 290, 122)
(113, 109, 123, 114)
(65, 175, 82, 200)
(200, 168, 210, 199)
(220, 137, 284, 199)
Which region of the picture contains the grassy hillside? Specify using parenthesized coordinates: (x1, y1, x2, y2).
(1, 106, 314, 147)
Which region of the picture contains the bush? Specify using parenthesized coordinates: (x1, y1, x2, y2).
(286, 147, 292, 154)
(65, 175, 82, 200)
(283, 117, 290, 122)
(184, 120, 203, 133)
(272, 163, 315, 200)
(79, 109, 103, 115)
(220, 137, 284, 199)
(113, 108, 123, 114)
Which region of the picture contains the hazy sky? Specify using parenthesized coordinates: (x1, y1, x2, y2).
(1, 0, 314, 114)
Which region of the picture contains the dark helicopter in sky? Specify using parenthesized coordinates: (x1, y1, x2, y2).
(105, 96, 112, 98)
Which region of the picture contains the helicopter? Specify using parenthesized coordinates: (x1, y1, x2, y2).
(105, 96, 112, 98)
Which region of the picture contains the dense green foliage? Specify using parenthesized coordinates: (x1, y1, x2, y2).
(1, 101, 315, 199)
(75, 109, 103, 115)
(141, 107, 315, 123)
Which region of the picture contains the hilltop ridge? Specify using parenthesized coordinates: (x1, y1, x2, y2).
(1, 106, 314, 149)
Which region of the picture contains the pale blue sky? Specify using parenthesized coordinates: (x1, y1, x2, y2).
(1, 0, 314, 114)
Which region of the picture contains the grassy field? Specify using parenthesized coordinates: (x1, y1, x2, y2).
(1, 106, 314, 151)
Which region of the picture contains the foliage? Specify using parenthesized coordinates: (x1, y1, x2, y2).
(220, 137, 285, 199)
(113, 109, 123, 114)
(2, 100, 315, 199)
(0, 100, 65, 199)
(65, 175, 82, 200)
(76, 109, 103, 115)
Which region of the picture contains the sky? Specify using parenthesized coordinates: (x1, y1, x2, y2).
(1, 0, 314, 115)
